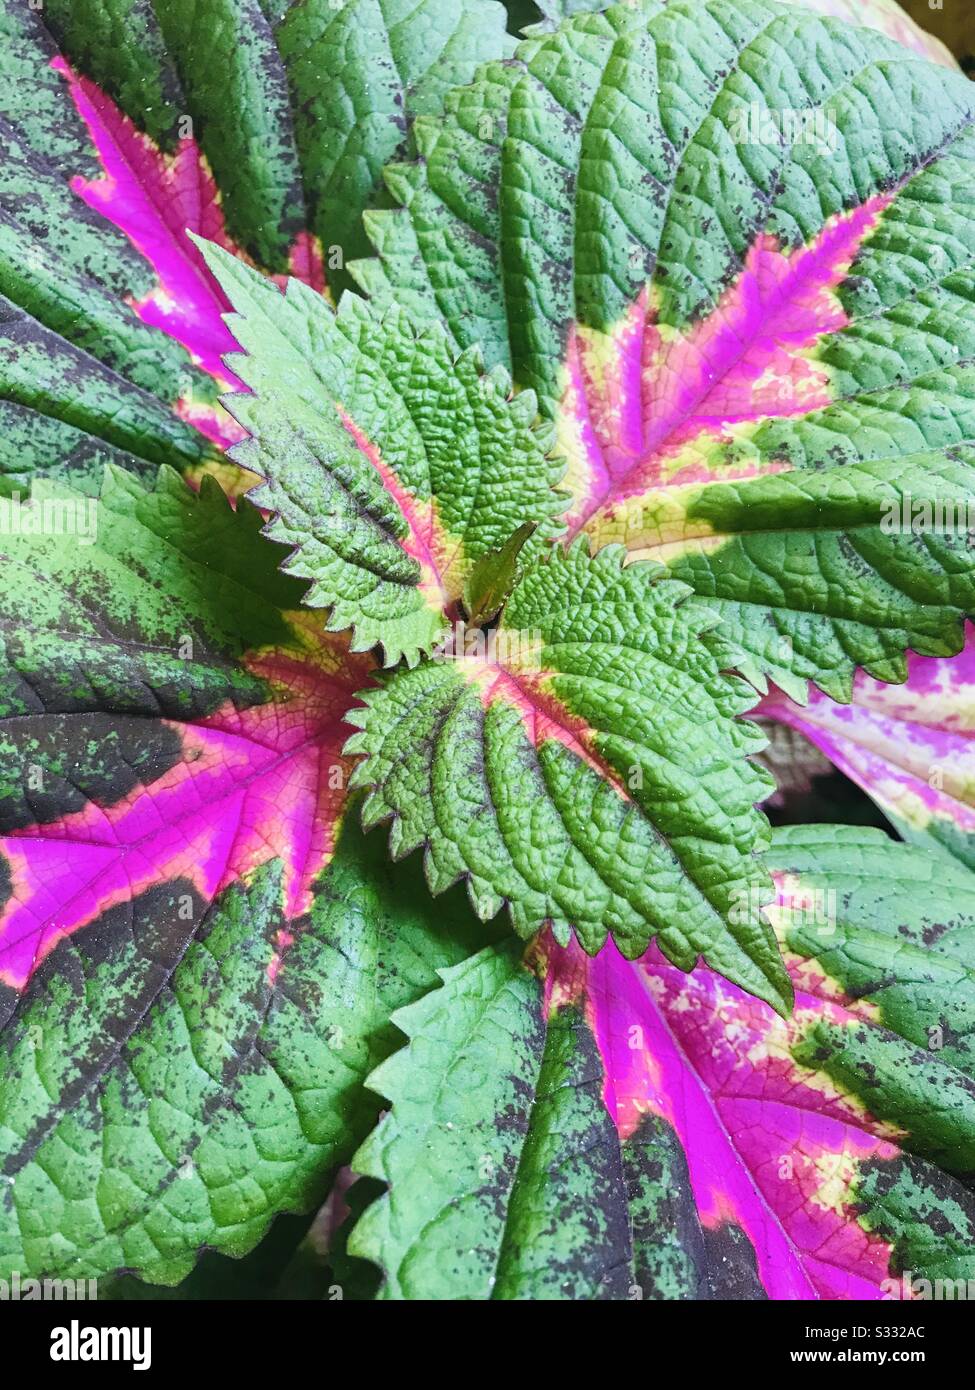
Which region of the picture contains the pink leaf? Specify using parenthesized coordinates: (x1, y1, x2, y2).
(760, 623, 975, 856)
(542, 924, 905, 1300)
(51, 58, 326, 450)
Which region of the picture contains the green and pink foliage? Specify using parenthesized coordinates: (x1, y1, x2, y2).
(3, 0, 975, 1301)
(351, 826, 975, 1299)
(358, 0, 975, 699)
(0, 0, 514, 487)
(761, 625, 975, 872)
(0, 466, 502, 1283)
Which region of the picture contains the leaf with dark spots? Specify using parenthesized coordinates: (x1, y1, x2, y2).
(0, 0, 516, 484)
(351, 942, 675, 1299)
(360, 0, 975, 701)
(349, 826, 975, 1298)
(0, 464, 493, 1285)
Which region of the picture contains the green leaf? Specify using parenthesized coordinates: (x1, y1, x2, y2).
(38, 0, 185, 149)
(39, 0, 515, 284)
(355, 0, 975, 699)
(200, 239, 566, 667)
(351, 826, 975, 1300)
(0, 468, 302, 719)
(0, 0, 516, 489)
(346, 539, 789, 1012)
(0, 466, 496, 1285)
(351, 941, 774, 1299)
(0, 819, 491, 1286)
(275, 0, 517, 293)
(0, 0, 225, 487)
(514, 0, 961, 65)
(769, 823, 975, 1171)
(462, 521, 536, 625)
(351, 942, 655, 1300)
(660, 447, 975, 702)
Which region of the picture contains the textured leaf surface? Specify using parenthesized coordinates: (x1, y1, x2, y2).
(201, 242, 565, 667)
(517, 0, 951, 61)
(352, 942, 655, 1299)
(0, 467, 490, 1284)
(41, 0, 514, 284)
(0, 816, 489, 1286)
(761, 621, 975, 869)
(787, 0, 956, 67)
(346, 539, 789, 1010)
(520, 0, 956, 68)
(352, 825, 975, 1299)
(356, 0, 975, 697)
(0, 0, 238, 484)
(0, 0, 513, 487)
(645, 448, 975, 703)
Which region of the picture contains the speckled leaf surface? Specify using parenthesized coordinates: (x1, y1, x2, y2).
(356, 0, 975, 699)
(0, 0, 513, 487)
(351, 941, 649, 1300)
(775, 0, 955, 67)
(40, 0, 514, 282)
(6, 0, 975, 1305)
(0, 466, 491, 1284)
(521, 0, 956, 69)
(351, 825, 975, 1300)
(345, 539, 790, 1009)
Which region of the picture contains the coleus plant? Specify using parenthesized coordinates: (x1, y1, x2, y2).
(3, 0, 975, 1301)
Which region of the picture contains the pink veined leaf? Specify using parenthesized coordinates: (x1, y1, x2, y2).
(352, 821, 973, 1300)
(0, 613, 373, 998)
(51, 57, 325, 450)
(360, 4, 975, 702)
(759, 623, 975, 866)
(541, 921, 902, 1301)
(564, 195, 892, 539)
(0, 469, 501, 1290)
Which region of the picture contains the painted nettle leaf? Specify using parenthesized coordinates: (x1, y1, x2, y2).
(4, 0, 975, 1305)
(783, 0, 955, 70)
(351, 826, 975, 1300)
(356, 0, 975, 700)
(0, 466, 499, 1283)
(344, 541, 789, 1010)
(525, 0, 956, 68)
(197, 238, 790, 1011)
(0, 0, 514, 489)
(196, 239, 567, 667)
(762, 623, 975, 873)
